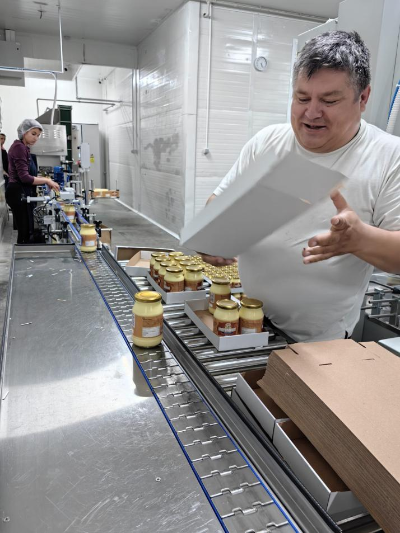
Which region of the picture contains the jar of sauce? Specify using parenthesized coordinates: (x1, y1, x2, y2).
(158, 261, 173, 289)
(169, 251, 184, 260)
(239, 298, 264, 334)
(150, 252, 163, 277)
(62, 203, 76, 223)
(164, 267, 184, 292)
(209, 277, 231, 315)
(180, 259, 196, 275)
(132, 290, 163, 347)
(185, 265, 204, 291)
(230, 277, 242, 289)
(153, 255, 168, 283)
(213, 299, 239, 336)
(80, 224, 97, 252)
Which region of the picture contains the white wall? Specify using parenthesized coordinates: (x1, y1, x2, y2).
(103, 67, 138, 207)
(194, 7, 315, 215)
(0, 77, 104, 150)
(136, 2, 200, 236)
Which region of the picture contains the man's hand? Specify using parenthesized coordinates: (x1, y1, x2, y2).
(199, 253, 237, 266)
(302, 190, 366, 264)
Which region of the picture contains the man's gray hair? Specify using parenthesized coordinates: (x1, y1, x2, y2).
(293, 31, 371, 95)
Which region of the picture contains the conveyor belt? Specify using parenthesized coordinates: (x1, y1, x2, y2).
(81, 250, 299, 533)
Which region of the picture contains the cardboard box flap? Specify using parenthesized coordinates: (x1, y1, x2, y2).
(180, 150, 345, 258)
(278, 420, 348, 493)
(241, 369, 288, 419)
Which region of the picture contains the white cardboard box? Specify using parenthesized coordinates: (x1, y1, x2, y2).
(180, 150, 345, 258)
(235, 370, 288, 439)
(146, 272, 208, 304)
(273, 420, 366, 521)
(116, 247, 173, 276)
(185, 299, 269, 351)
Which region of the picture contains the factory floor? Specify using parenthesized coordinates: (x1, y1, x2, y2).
(0, 199, 184, 331)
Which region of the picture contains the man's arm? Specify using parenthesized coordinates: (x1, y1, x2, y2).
(303, 191, 400, 273)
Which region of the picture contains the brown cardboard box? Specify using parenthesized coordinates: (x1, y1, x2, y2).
(258, 339, 400, 532)
(100, 224, 112, 245)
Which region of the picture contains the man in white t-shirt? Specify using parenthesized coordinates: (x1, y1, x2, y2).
(203, 31, 400, 342)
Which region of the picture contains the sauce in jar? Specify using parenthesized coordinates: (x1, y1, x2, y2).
(164, 267, 185, 292)
(239, 298, 264, 334)
(185, 265, 204, 291)
(132, 290, 163, 347)
(80, 224, 97, 252)
(209, 277, 231, 315)
(213, 299, 239, 336)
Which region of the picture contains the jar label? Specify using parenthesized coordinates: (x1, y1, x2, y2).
(209, 292, 230, 310)
(213, 319, 239, 336)
(164, 280, 184, 293)
(150, 265, 154, 277)
(68, 215, 75, 222)
(185, 280, 203, 292)
(158, 274, 165, 288)
(153, 272, 159, 281)
(240, 318, 263, 334)
(133, 314, 163, 338)
(230, 282, 242, 288)
(82, 236, 96, 247)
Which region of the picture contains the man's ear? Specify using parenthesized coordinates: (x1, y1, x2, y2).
(359, 85, 371, 112)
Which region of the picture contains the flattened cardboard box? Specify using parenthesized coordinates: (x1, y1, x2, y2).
(258, 339, 400, 533)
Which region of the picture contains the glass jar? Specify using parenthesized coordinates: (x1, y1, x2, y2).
(230, 277, 241, 289)
(185, 265, 204, 292)
(169, 251, 184, 260)
(164, 267, 184, 293)
(180, 259, 196, 275)
(213, 299, 239, 336)
(132, 290, 163, 347)
(158, 261, 173, 290)
(209, 277, 231, 315)
(80, 224, 97, 252)
(62, 203, 76, 223)
(239, 298, 264, 334)
(150, 252, 164, 277)
(153, 255, 168, 282)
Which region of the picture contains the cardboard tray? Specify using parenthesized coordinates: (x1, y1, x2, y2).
(116, 246, 173, 276)
(146, 272, 208, 304)
(185, 298, 269, 351)
(235, 370, 288, 439)
(273, 420, 366, 521)
(100, 224, 112, 246)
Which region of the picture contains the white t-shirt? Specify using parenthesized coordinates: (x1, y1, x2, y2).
(213, 120, 400, 341)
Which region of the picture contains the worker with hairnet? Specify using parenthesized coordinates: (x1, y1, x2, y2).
(6, 119, 60, 244)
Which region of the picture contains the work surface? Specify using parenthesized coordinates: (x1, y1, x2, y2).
(0, 246, 221, 532)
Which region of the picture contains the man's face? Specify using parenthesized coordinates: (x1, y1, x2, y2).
(24, 128, 42, 146)
(0, 135, 5, 148)
(291, 69, 370, 153)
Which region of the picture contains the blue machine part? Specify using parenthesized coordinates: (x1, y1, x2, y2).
(53, 166, 65, 187)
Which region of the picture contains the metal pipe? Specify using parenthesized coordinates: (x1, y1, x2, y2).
(36, 98, 116, 117)
(203, 1, 212, 156)
(208, 0, 326, 23)
(75, 76, 123, 104)
(50, 74, 57, 125)
(58, 2, 64, 73)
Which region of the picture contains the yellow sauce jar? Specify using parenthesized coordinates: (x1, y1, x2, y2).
(185, 265, 204, 292)
(62, 203, 76, 223)
(213, 299, 239, 336)
(80, 224, 97, 252)
(180, 259, 196, 275)
(164, 267, 184, 293)
(158, 261, 173, 290)
(150, 252, 164, 277)
(169, 251, 184, 260)
(209, 277, 231, 315)
(153, 255, 168, 283)
(239, 298, 264, 334)
(230, 277, 242, 289)
(132, 290, 163, 347)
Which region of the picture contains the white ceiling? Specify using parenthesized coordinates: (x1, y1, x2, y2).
(0, 0, 341, 47)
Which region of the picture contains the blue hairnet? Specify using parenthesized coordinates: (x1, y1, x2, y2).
(17, 119, 43, 140)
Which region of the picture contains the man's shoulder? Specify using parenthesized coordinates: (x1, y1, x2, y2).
(252, 123, 293, 154)
(364, 121, 400, 150)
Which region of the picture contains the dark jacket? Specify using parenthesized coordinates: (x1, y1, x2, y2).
(8, 140, 35, 185)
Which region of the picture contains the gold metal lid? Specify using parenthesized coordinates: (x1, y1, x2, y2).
(135, 290, 162, 303)
(81, 223, 95, 229)
(160, 261, 172, 267)
(169, 251, 184, 257)
(241, 297, 263, 309)
(216, 299, 239, 310)
(166, 266, 183, 273)
(155, 255, 168, 263)
(211, 277, 230, 285)
(180, 260, 196, 266)
(186, 265, 204, 272)
(151, 252, 165, 258)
